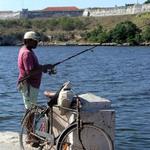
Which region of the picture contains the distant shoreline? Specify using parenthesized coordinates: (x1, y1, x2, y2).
(0, 42, 150, 47)
(36, 42, 150, 47)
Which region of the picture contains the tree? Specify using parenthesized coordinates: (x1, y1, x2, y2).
(59, 17, 75, 31)
(46, 19, 59, 31)
(73, 18, 86, 30)
(144, 0, 150, 4)
(20, 19, 32, 28)
(110, 21, 141, 45)
(84, 25, 109, 43)
(142, 26, 150, 42)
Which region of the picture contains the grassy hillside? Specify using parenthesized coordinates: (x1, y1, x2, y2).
(0, 12, 150, 45)
(78, 13, 150, 30)
(45, 13, 150, 40)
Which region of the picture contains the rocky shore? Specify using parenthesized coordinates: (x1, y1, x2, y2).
(0, 40, 150, 46)
(37, 41, 150, 46)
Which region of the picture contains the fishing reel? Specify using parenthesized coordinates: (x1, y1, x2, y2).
(47, 67, 57, 75)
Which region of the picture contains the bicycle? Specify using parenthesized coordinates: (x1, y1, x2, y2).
(19, 83, 114, 150)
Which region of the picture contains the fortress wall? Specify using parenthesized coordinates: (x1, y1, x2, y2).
(142, 3, 150, 12)
(21, 10, 83, 18)
(0, 11, 20, 19)
(0, 9, 83, 19)
(0, 3, 150, 19)
(83, 4, 150, 17)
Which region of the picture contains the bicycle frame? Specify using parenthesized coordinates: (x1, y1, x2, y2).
(38, 96, 85, 147)
(45, 99, 78, 144)
(20, 95, 114, 150)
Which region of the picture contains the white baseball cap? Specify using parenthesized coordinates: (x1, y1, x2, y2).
(24, 31, 39, 41)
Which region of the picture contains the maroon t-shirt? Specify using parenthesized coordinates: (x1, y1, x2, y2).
(18, 46, 42, 88)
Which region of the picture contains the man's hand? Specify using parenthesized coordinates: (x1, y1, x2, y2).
(42, 64, 56, 74)
(48, 67, 57, 75)
(42, 64, 54, 73)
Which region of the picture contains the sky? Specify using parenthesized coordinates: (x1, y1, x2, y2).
(0, 0, 146, 11)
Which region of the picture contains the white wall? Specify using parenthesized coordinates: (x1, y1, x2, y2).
(0, 11, 20, 19)
(83, 4, 150, 17)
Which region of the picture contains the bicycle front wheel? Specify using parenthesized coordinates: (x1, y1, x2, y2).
(57, 123, 114, 150)
(20, 106, 50, 150)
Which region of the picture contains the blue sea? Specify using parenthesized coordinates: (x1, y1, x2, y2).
(0, 46, 150, 150)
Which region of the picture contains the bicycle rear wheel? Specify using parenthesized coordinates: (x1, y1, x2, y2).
(57, 123, 114, 150)
(20, 106, 50, 150)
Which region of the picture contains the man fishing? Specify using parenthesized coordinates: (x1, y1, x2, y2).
(17, 31, 54, 109)
(17, 31, 55, 145)
(17, 31, 96, 145)
(18, 30, 96, 112)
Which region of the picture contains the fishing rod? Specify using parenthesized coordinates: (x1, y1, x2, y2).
(53, 45, 97, 66)
(19, 45, 97, 83)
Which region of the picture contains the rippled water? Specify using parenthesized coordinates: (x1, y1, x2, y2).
(0, 46, 150, 149)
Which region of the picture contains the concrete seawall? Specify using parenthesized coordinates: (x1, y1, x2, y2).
(0, 132, 20, 150)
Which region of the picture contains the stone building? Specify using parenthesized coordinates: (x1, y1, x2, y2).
(20, 7, 84, 19)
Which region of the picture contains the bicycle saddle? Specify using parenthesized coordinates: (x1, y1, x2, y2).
(44, 91, 55, 98)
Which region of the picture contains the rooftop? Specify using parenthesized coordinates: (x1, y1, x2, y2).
(42, 6, 79, 11)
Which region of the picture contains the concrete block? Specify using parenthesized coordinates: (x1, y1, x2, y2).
(53, 93, 115, 149)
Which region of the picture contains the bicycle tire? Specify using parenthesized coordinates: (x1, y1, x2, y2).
(57, 123, 114, 150)
(20, 106, 50, 150)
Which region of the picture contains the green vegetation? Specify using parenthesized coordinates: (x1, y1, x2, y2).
(144, 0, 150, 4)
(142, 26, 150, 42)
(0, 13, 150, 45)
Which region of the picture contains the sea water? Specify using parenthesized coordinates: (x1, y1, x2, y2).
(0, 46, 150, 150)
